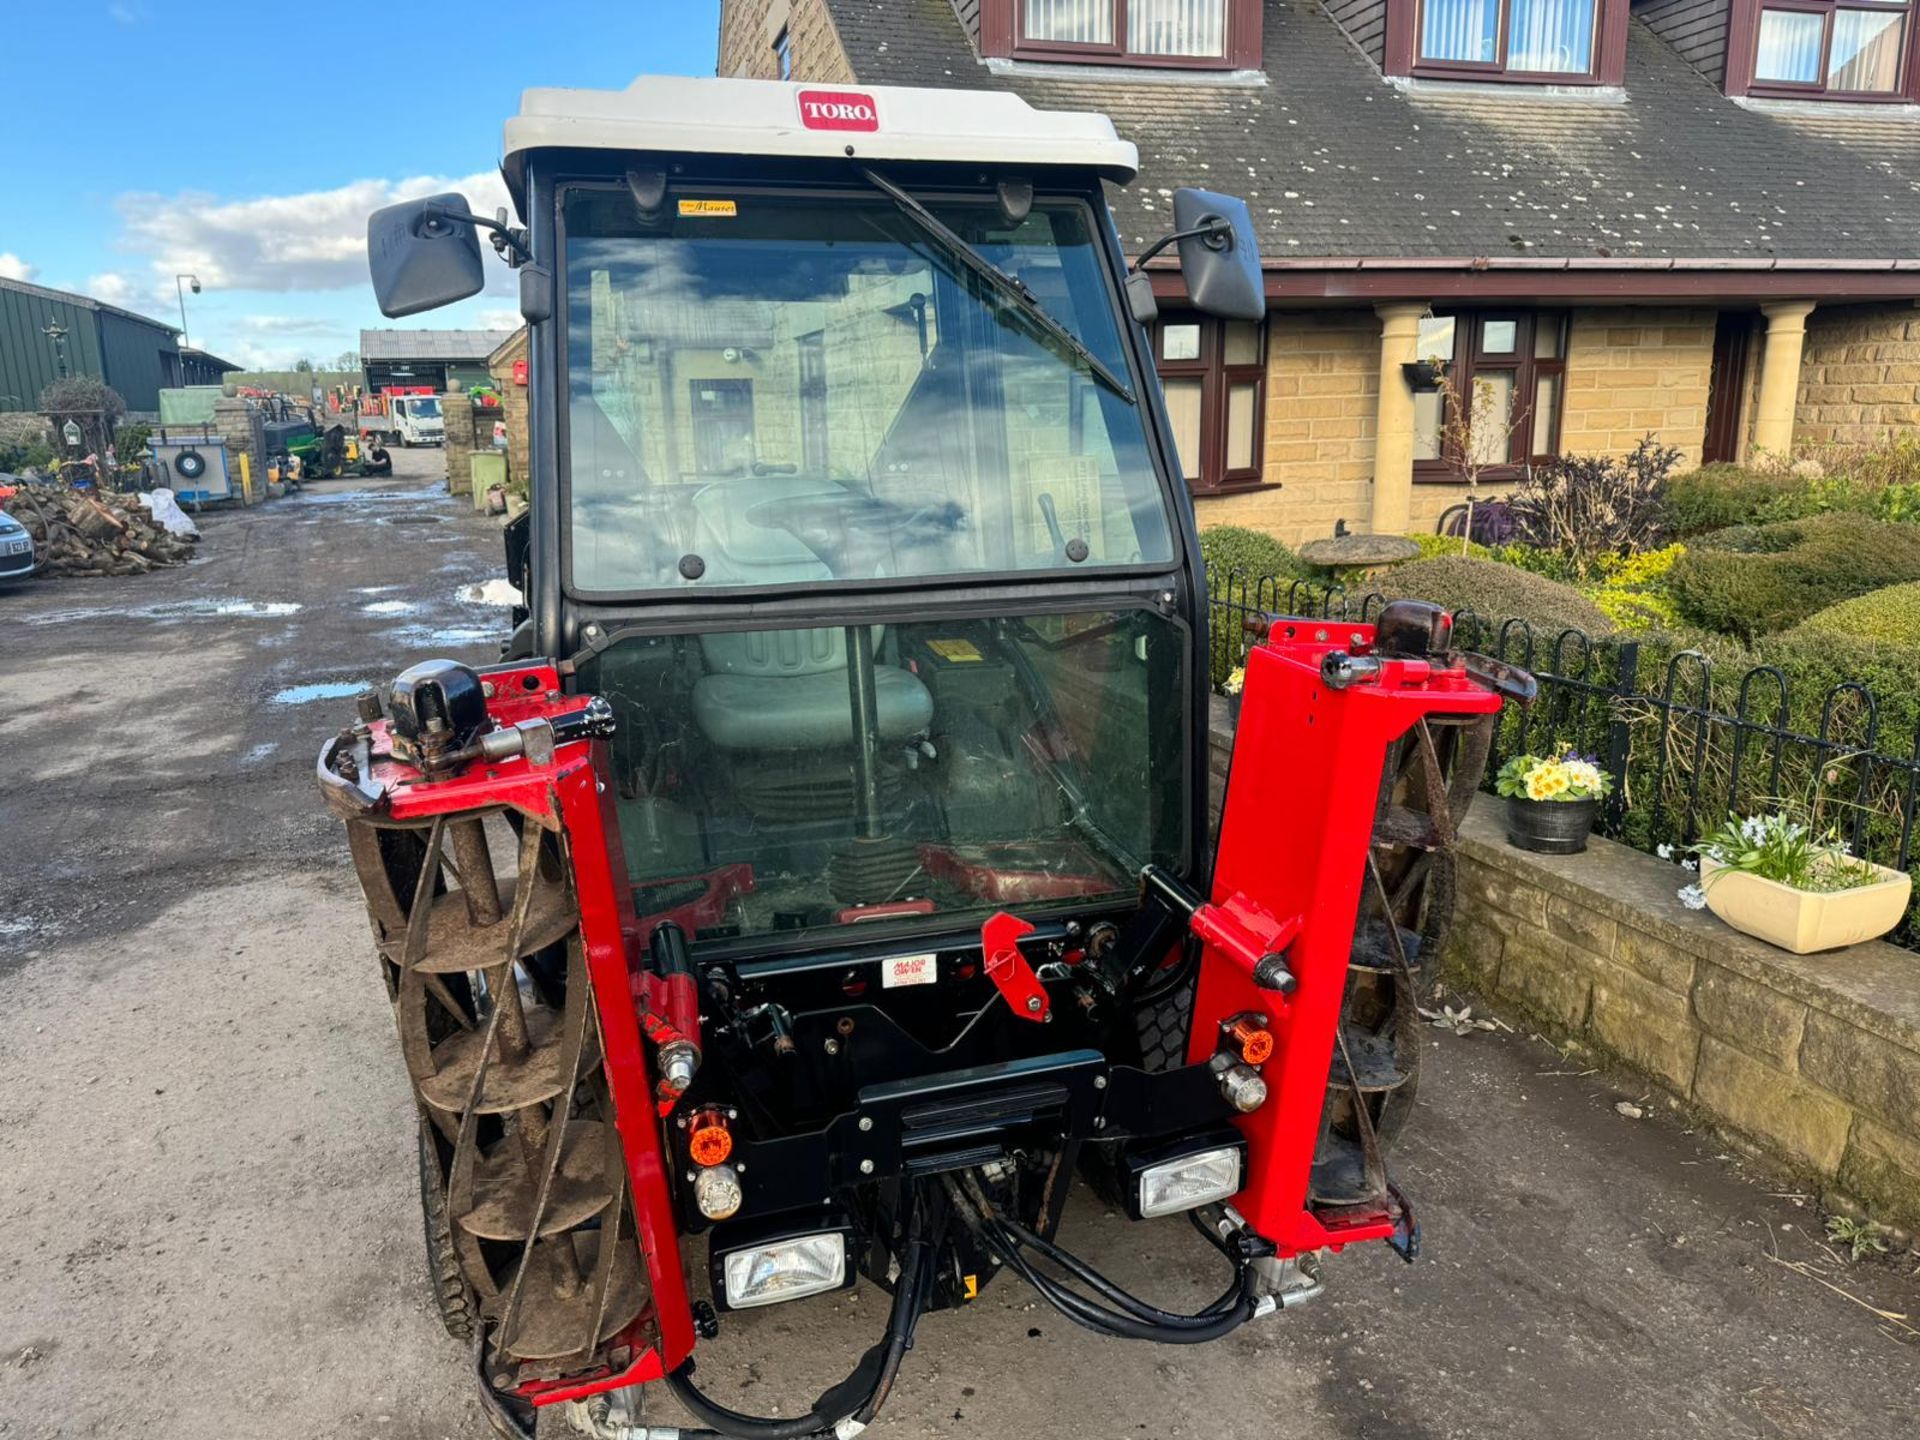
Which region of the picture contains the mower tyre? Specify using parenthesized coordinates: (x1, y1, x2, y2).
(417, 1115, 478, 1342)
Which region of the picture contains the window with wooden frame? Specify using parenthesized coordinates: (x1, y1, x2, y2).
(1384, 0, 1630, 83)
(1411, 311, 1567, 484)
(1727, 0, 1919, 99)
(1153, 314, 1266, 494)
(977, 0, 1264, 69)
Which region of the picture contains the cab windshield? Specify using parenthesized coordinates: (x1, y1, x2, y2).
(561, 187, 1175, 594)
(406, 398, 442, 418)
(575, 606, 1186, 949)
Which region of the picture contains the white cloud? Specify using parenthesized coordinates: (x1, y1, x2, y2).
(475, 307, 524, 331)
(117, 168, 514, 302)
(87, 272, 134, 307)
(108, 2, 148, 24)
(0, 252, 36, 282)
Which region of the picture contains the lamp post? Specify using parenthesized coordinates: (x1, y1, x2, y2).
(175, 273, 202, 352)
(42, 318, 70, 378)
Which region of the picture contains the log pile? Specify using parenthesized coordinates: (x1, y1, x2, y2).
(2, 486, 197, 578)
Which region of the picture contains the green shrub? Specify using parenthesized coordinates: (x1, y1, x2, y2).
(1588, 544, 1686, 633)
(1198, 524, 1305, 590)
(1793, 580, 1920, 645)
(1407, 531, 1489, 561)
(1388, 555, 1612, 638)
(1667, 513, 1920, 639)
(1661, 465, 1815, 535)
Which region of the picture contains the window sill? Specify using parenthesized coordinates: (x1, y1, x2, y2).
(1191, 479, 1273, 498)
(983, 55, 1267, 86)
(1732, 94, 1920, 119)
(1387, 74, 1627, 104)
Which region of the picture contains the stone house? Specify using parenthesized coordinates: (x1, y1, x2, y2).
(717, 0, 1920, 544)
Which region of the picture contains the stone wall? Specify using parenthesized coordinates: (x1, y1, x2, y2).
(442, 391, 477, 496)
(1556, 306, 1715, 467)
(1197, 309, 1461, 547)
(488, 329, 531, 493)
(1445, 806, 1920, 1229)
(1794, 302, 1920, 447)
(719, 0, 855, 82)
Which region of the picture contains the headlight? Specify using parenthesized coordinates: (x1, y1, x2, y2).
(719, 1232, 848, 1310)
(1137, 1145, 1243, 1219)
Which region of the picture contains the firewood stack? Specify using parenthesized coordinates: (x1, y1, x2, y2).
(2, 486, 198, 578)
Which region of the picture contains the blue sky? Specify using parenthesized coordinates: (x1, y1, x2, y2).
(0, 2, 721, 369)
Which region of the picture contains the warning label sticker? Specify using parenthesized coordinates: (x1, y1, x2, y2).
(927, 639, 984, 663)
(678, 198, 738, 217)
(882, 953, 938, 988)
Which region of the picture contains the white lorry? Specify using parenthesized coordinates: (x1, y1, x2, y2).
(359, 393, 446, 448)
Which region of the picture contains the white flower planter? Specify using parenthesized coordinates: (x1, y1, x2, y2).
(1698, 857, 1912, 955)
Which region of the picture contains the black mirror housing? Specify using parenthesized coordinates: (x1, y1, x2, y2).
(367, 192, 487, 318)
(1171, 188, 1264, 323)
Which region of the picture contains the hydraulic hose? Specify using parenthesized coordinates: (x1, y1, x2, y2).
(663, 1205, 935, 1440)
(949, 1177, 1260, 1346)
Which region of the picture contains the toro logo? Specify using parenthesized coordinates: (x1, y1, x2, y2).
(798, 89, 879, 133)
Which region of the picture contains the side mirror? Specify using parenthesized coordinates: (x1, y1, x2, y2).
(367, 192, 486, 318)
(1171, 188, 1264, 323)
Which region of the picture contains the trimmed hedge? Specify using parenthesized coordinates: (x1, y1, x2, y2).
(1794, 580, 1920, 646)
(1661, 464, 1819, 535)
(1387, 555, 1612, 638)
(1668, 513, 1920, 639)
(1198, 525, 1306, 591)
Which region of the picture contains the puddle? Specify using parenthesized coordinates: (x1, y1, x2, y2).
(389, 624, 501, 650)
(361, 599, 417, 616)
(293, 488, 420, 507)
(25, 598, 301, 626)
(357, 585, 399, 595)
(456, 578, 522, 606)
(269, 681, 369, 705)
(243, 742, 281, 763)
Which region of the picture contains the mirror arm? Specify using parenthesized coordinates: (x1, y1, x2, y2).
(1129, 216, 1234, 273)
(421, 201, 532, 266)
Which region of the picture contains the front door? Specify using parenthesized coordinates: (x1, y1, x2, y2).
(690, 378, 755, 475)
(1703, 313, 1755, 466)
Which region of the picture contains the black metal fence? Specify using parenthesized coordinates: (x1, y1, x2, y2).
(1208, 569, 1920, 948)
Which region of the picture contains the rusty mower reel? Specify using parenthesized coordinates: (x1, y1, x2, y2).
(326, 663, 650, 1411)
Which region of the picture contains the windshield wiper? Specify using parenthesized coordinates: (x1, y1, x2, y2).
(858, 166, 1136, 405)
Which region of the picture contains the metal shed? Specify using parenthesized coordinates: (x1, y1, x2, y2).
(360, 328, 519, 395)
(0, 276, 234, 416)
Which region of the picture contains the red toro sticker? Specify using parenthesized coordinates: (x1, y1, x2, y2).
(798, 89, 879, 132)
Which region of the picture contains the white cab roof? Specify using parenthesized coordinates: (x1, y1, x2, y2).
(502, 75, 1137, 203)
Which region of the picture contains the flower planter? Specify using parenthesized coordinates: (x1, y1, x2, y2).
(1698, 857, 1911, 955)
(1505, 795, 1598, 855)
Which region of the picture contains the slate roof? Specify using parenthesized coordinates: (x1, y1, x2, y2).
(821, 0, 1920, 263)
(359, 329, 520, 362)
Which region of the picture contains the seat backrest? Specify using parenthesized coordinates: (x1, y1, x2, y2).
(691, 478, 844, 676)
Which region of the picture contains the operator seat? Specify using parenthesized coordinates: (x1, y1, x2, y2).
(687, 477, 933, 751)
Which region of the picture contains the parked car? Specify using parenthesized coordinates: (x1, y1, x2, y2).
(0, 490, 38, 584)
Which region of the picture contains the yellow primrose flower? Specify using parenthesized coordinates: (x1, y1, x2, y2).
(1525, 764, 1570, 800)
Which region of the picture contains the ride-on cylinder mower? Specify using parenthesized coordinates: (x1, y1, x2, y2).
(321, 76, 1531, 1438)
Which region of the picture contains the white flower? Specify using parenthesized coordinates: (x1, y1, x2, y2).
(1656, 843, 1674, 860)
(1740, 815, 1767, 845)
(1678, 884, 1708, 910)
(1683, 858, 1698, 871)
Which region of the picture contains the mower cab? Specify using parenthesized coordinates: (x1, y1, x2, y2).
(325, 75, 1526, 1438)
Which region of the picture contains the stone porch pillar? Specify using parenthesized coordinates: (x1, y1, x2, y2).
(1752, 301, 1816, 459)
(1370, 302, 1427, 534)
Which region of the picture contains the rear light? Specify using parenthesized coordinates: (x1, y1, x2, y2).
(1223, 1014, 1274, 1065)
(1137, 1147, 1244, 1219)
(688, 1110, 734, 1167)
(720, 1233, 848, 1308)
